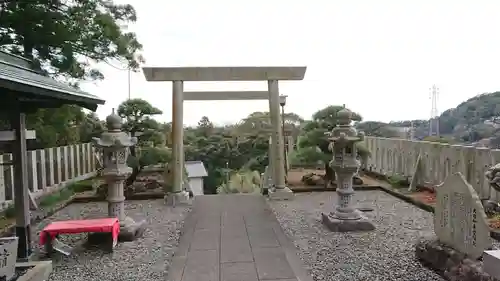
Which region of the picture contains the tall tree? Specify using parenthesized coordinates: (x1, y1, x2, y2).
(0, 0, 143, 81)
(0, 0, 143, 148)
(117, 98, 163, 186)
(235, 111, 305, 138)
(196, 116, 214, 137)
(117, 98, 162, 141)
(79, 112, 105, 143)
(355, 121, 401, 138)
(296, 105, 368, 186)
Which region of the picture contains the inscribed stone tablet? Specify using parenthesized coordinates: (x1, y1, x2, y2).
(434, 172, 491, 259)
(0, 237, 18, 281)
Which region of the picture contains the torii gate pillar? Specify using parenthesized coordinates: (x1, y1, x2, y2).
(267, 80, 290, 198)
(171, 80, 185, 204)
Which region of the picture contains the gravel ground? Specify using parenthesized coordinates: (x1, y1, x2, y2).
(269, 190, 447, 281)
(31, 200, 191, 281)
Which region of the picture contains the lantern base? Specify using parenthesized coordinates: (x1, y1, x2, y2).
(268, 187, 294, 200)
(164, 191, 191, 207)
(321, 212, 375, 232)
(118, 216, 147, 242)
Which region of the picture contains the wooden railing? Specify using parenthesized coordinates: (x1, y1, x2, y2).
(0, 143, 97, 209)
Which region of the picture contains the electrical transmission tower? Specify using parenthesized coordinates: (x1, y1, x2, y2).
(429, 84, 440, 137)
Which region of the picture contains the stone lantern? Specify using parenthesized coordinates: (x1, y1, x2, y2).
(321, 108, 375, 232)
(92, 109, 146, 241)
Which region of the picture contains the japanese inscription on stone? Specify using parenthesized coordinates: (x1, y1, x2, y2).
(434, 172, 490, 259)
(0, 237, 18, 281)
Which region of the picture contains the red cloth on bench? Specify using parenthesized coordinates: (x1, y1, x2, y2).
(39, 218, 120, 245)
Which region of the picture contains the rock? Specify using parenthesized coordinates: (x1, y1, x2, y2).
(483, 200, 500, 216)
(416, 238, 496, 281)
(145, 180, 161, 190)
(301, 173, 325, 186)
(352, 175, 363, 185)
(132, 182, 147, 193)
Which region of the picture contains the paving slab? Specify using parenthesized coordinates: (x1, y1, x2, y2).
(167, 194, 313, 281)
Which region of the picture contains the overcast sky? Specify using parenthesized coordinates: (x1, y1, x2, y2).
(81, 0, 500, 126)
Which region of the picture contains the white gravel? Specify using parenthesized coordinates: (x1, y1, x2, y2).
(269, 190, 445, 281)
(31, 200, 191, 281)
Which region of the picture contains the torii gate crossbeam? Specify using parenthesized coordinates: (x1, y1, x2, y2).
(142, 66, 306, 204)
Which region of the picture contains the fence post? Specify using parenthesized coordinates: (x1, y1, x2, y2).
(37, 149, 45, 191)
(74, 144, 79, 177)
(46, 148, 54, 186)
(63, 146, 69, 182)
(0, 155, 6, 205)
(27, 151, 36, 192)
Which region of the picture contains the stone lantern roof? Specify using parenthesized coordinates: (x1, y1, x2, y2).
(92, 109, 137, 148)
(106, 108, 122, 132)
(329, 108, 360, 142)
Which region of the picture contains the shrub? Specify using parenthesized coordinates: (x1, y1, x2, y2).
(68, 180, 94, 193)
(217, 170, 261, 194)
(387, 175, 409, 188)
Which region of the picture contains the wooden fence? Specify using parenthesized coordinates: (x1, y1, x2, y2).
(0, 143, 97, 209)
(364, 137, 500, 202)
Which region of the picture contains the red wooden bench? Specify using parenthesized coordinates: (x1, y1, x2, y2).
(39, 218, 120, 256)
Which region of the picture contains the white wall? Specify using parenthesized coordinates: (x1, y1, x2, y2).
(189, 177, 204, 196)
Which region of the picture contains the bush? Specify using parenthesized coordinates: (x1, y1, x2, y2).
(4, 206, 14, 219)
(39, 188, 72, 207)
(68, 180, 94, 193)
(387, 175, 409, 188)
(216, 170, 261, 194)
(39, 179, 93, 207)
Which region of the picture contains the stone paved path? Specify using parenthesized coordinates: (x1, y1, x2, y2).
(167, 194, 313, 281)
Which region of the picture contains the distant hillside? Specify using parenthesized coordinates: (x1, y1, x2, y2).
(357, 91, 500, 147)
(438, 92, 500, 144)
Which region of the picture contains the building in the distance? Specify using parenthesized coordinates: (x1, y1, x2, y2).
(185, 161, 208, 196)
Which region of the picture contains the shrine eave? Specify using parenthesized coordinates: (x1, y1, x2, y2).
(0, 51, 105, 111)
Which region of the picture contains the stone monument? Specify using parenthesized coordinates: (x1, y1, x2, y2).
(92, 110, 146, 241)
(416, 172, 494, 281)
(321, 108, 375, 232)
(0, 237, 17, 281)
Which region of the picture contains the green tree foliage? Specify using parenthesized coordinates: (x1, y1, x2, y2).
(117, 98, 164, 186)
(0, 105, 89, 149)
(79, 112, 105, 143)
(216, 170, 261, 194)
(436, 93, 500, 142)
(197, 116, 215, 137)
(184, 114, 276, 194)
(236, 111, 304, 138)
(117, 98, 163, 139)
(127, 146, 171, 169)
(0, 0, 143, 149)
(0, 0, 143, 80)
(391, 92, 500, 143)
(355, 121, 401, 138)
(296, 105, 369, 184)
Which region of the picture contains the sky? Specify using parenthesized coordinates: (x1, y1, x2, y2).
(80, 0, 500, 126)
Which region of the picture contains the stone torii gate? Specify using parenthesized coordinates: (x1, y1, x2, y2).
(142, 66, 306, 202)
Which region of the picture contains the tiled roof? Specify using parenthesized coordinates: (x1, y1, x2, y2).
(0, 51, 105, 110)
